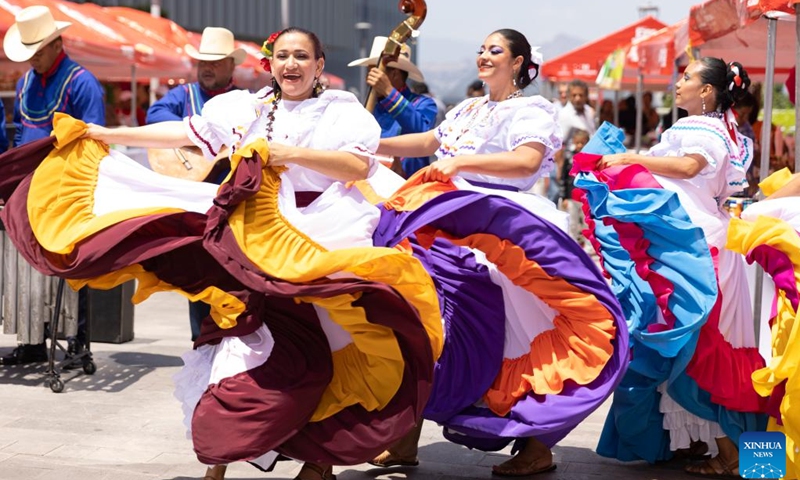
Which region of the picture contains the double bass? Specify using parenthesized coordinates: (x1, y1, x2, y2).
(364, 0, 427, 113)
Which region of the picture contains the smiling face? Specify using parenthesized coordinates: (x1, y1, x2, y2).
(675, 61, 713, 116)
(271, 31, 324, 101)
(475, 33, 522, 93)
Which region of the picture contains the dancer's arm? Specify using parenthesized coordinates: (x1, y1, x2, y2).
(85, 122, 192, 149)
(599, 152, 707, 179)
(268, 143, 370, 182)
(767, 173, 800, 199)
(378, 131, 440, 158)
(423, 142, 546, 183)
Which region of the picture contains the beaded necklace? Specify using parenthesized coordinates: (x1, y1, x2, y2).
(449, 89, 523, 146)
(702, 110, 724, 120)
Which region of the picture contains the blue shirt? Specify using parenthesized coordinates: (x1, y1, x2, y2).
(147, 83, 241, 185)
(146, 83, 239, 124)
(0, 100, 8, 154)
(375, 86, 438, 176)
(14, 55, 105, 146)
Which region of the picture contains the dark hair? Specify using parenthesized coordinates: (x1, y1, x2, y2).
(568, 79, 589, 96)
(410, 81, 429, 95)
(267, 27, 325, 97)
(492, 29, 537, 89)
(572, 129, 590, 142)
(271, 27, 325, 60)
(697, 57, 751, 112)
(736, 90, 757, 110)
(467, 79, 484, 93)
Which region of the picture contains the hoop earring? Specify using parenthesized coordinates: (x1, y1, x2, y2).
(701, 96, 706, 114)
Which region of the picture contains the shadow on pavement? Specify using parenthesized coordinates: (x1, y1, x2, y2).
(0, 350, 183, 393)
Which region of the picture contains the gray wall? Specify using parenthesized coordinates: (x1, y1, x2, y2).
(79, 0, 414, 96)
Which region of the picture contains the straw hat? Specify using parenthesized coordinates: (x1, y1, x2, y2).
(348, 36, 424, 82)
(3, 6, 71, 63)
(184, 27, 246, 65)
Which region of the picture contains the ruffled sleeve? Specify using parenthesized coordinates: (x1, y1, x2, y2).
(184, 89, 259, 160)
(656, 116, 752, 195)
(503, 96, 562, 178)
(318, 92, 381, 158)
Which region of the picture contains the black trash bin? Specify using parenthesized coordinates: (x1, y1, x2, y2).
(87, 282, 135, 344)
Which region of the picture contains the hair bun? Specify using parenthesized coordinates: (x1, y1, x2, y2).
(726, 61, 750, 101)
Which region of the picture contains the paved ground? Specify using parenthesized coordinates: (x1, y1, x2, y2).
(0, 291, 696, 480)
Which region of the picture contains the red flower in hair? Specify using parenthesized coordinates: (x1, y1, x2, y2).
(260, 30, 283, 73)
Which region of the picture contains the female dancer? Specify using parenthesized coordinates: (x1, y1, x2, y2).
(369, 28, 628, 477)
(728, 168, 800, 479)
(580, 58, 766, 477)
(2, 27, 443, 480)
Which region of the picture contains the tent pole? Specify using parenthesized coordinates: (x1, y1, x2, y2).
(672, 59, 679, 124)
(150, 0, 161, 107)
(752, 16, 779, 344)
(281, 0, 289, 29)
(760, 17, 777, 186)
(613, 89, 619, 126)
(634, 70, 643, 152)
(796, 4, 800, 173)
(131, 64, 138, 127)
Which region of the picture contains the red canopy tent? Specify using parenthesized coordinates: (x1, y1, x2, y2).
(636, 20, 686, 76)
(541, 16, 667, 85)
(0, 0, 193, 80)
(740, 0, 800, 176)
(741, 0, 796, 19)
(0, 0, 139, 74)
(676, 0, 795, 79)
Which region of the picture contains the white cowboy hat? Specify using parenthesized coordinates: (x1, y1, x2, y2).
(184, 27, 246, 65)
(3, 6, 71, 63)
(348, 36, 424, 83)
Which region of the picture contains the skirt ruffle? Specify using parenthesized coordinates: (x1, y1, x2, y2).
(0, 115, 441, 466)
(572, 123, 767, 463)
(375, 173, 629, 450)
(728, 191, 800, 478)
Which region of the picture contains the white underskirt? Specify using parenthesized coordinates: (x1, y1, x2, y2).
(658, 382, 724, 456)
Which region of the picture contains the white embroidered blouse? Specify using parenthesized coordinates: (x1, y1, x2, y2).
(184, 87, 381, 192)
(433, 95, 562, 191)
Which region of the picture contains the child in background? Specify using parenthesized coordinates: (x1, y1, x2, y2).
(562, 129, 590, 245)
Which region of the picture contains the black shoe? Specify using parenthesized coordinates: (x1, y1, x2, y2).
(66, 337, 84, 356)
(0, 343, 48, 365)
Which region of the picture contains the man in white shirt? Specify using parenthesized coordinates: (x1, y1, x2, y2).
(557, 79, 596, 148)
(552, 79, 597, 246)
(552, 83, 569, 115)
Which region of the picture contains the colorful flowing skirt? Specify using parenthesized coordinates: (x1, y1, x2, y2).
(373, 172, 629, 452)
(4, 114, 629, 465)
(572, 123, 767, 463)
(2, 115, 443, 467)
(728, 169, 800, 478)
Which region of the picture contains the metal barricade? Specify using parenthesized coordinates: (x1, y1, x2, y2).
(0, 230, 79, 343)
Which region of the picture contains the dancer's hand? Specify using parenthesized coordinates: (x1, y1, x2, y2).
(267, 142, 294, 166)
(598, 153, 629, 170)
(84, 124, 112, 143)
(423, 158, 460, 182)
